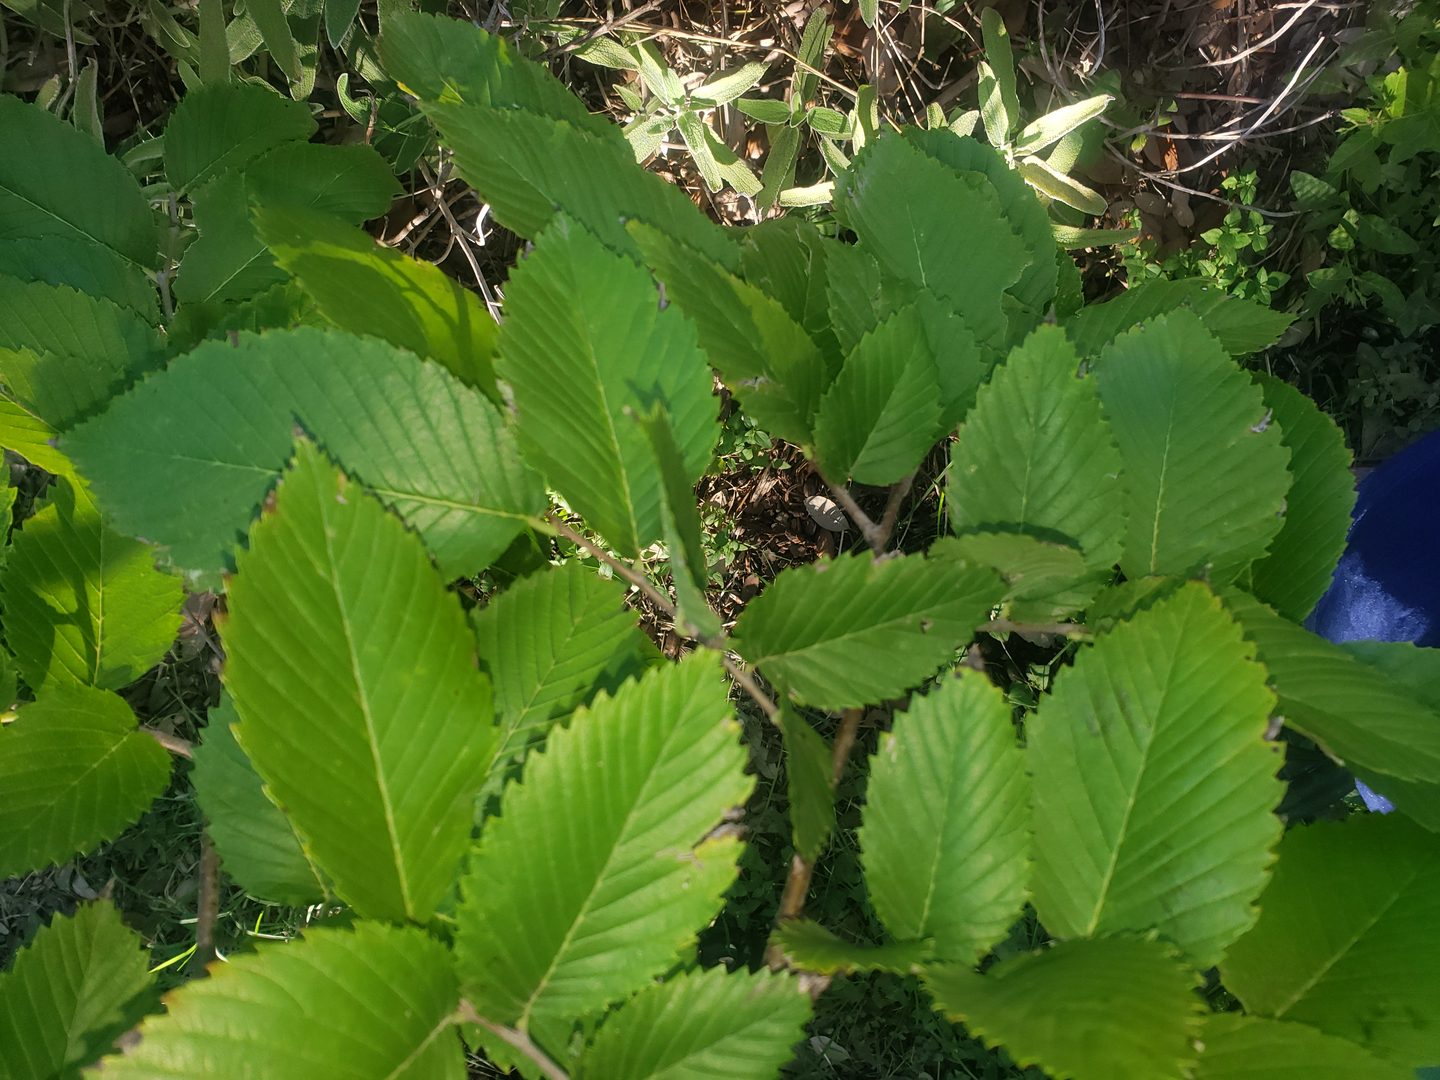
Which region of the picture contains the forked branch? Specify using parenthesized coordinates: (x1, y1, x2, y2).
(460, 1004, 569, 1080)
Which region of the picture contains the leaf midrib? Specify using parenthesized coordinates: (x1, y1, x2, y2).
(0, 181, 145, 272)
(317, 487, 413, 921)
(1083, 643, 1178, 937)
(1272, 858, 1428, 1018)
(518, 713, 691, 1029)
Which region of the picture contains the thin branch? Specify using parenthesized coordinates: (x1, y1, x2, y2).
(831, 707, 863, 787)
(874, 473, 916, 553)
(827, 482, 882, 554)
(545, 514, 677, 617)
(776, 853, 815, 923)
(194, 832, 221, 970)
(724, 656, 779, 723)
(462, 1005, 569, 1080)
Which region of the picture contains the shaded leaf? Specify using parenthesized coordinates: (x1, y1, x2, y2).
(924, 936, 1202, 1080)
(1063, 277, 1294, 358)
(2, 474, 183, 692)
(1192, 1014, 1414, 1080)
(162, 81, 315, 195)
(256, 205, 498, 396)
(1220, 812, 1440, 1067)
(1222, 589, 1440, 823)
(732, 552, 1005, 710)
(949, 324, 1124, 571)
(221, 441, 495, 924)
(0, 236, 157, 323)
(1028, 582, 1285, 967)
(579, 967, 811, 1080)
(96, 923, 464, 1080)
(778, 703, 835, 860)
(812, 305, 944, 485)
(0, 901, 157, 1080)
(837, 136, 1028, 349)
(175, 143, 400, 306)
(0, 97, 158, 282)
(933, 532, 1100, 622)
(1097, 311, 1291, 581)
(0, 686, 171, 878)
(0, 276, 165, 431)
(767, 919, 930, 976)
(190, 693, 327, 906)
(630, 220, 828, 447)
(455, 653, 750, 1053)
(63, 328, 543, 586)
(471, 562, 644, 780)
(497, 216, 717, 557)
(860, 670, 1029, 963)
(1247, 375, 1356, 623)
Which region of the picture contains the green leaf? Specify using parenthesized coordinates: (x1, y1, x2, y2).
(793, 6, 831, 104)
(497, 216, 717, 558)
(633, 403, 722, 642)
(837, 136, 1029, 350)
(778, 703, 835, 860)
(0, 276, 166, 431)
(248, 0, 301, 81)
(575, 35, 641, 71)
(1221, 589, 1440, 812)
(948, 324, 1125, 571)
(472, 561, 645, 780)
(1192, 1014, 1415, 1080)
(1220, 812, 1440, 1067)
(692, 61, 767, 108)
(1097, 311, 1291, 581)
(933, 532, 1100, 622)
(902, 130, 1059, 321)
(454, 653, 750, 1051)
(0, 97, 159, 285)
(162, 82, 316, 195)
(731, 551, 1005, 710)
(1063, 277, 1294, 358)
(677, 110, 724, 192)
(0, 901, 157, 1080)
(325, 0, 360, 48)
(806, 106, 850, 137)
(767, 919, 930, 976)
(1029, 582, 1285, 967)
(190, 693, 327, 906)
(0, 236, 158, 323)
(420, 98, 736, 270)
(0, 397, 71, 477)
(221, 441, 496, 924)
(1246, 375, 1356, 623)
(0, 686, 171, 878)
(255, 205, 498, 396)
(1016, 156, 1108, 215)
(1, 473, 183, 692)
(379, 13, 623, 142)
(95, 922, 465, 1080)
(629, 221, 827, 447)
(759, 124, 800, 214)
(980, 9, 1018, 142)
(175, 142, 400, 306)
(735, 97, 791, 124)
(737, 218, 837, 349)
(1052, 225, 1140, 248)
(63, 328, 543, 585)
(924, 936, 1202, 1080)
(859, 670, 1029, 963)
(578, 966, 811, 1080)
(1014, 94, 1112, 155)
(812, 304, 944, 485)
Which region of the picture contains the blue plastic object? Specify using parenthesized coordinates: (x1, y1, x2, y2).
(1310, 429, 1440, 647)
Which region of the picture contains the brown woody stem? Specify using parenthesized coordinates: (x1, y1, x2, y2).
(194, 832, 221, 970)
(462, 1006, 569, 1080)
